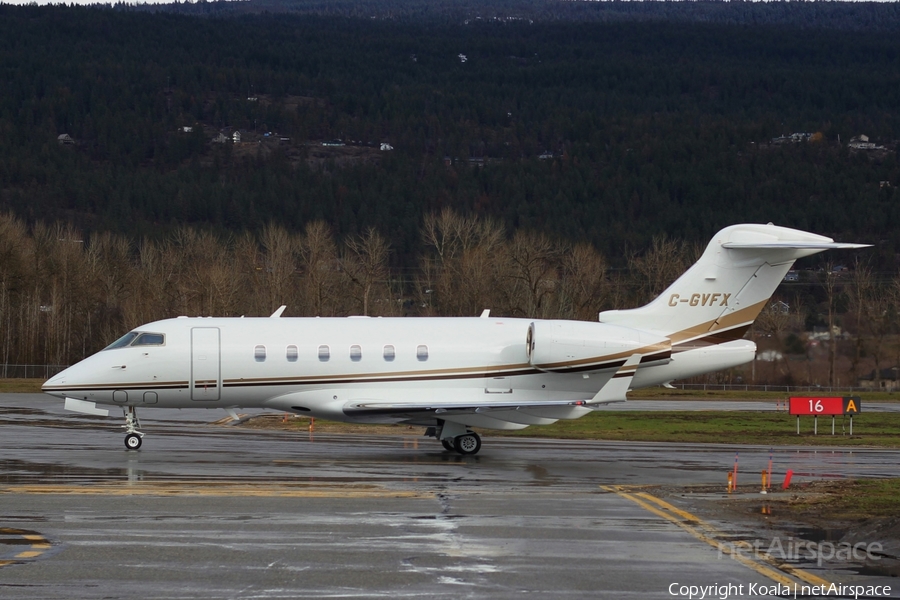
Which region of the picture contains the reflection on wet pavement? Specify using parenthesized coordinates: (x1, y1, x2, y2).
(2, 393, 900, 598)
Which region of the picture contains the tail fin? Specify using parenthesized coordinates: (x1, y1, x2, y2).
(598, 224, 868, 346)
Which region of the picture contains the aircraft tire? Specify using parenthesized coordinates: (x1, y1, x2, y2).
(454, 432, 481, 455)
(124, 433, 142, 450)
(441, 439, 455, 451)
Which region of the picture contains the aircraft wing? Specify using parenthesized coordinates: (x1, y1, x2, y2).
(267, 353, 642, 430)
(342, 398, 599, 429)
(343, 354, 641, 429)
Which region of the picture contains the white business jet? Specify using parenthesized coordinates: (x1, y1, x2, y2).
(43, 223, 866, 454)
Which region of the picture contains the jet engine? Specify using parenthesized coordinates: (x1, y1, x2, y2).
(526, 320, 671, 373)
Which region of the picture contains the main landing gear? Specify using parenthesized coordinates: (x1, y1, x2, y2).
(452, 432, 481, 455)
(429, 421, 482, 455)
(123, 406, 144, 450)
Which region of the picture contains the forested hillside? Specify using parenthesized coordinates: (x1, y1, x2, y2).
(0, 3, 898, 266)
(1, 2, 900, 380)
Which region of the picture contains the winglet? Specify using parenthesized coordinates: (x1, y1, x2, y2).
(269, 305, 287, 318)
(480, 309, 491, 318)
(588, 354, 641, 404)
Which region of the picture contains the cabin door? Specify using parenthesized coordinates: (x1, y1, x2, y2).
(191, 327, 221, 401)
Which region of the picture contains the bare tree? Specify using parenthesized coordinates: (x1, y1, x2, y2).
(847, 259, 874, 382)
(169, 228, 242, 317)
(629, 234, 698, 305)
(83, 232, 136, 348)
(0, 214, 31, 369)
(755, 298, 794, 383)
(822, 262, 839, 387)
(298, 221, 341, 316)
(557, 242, 608, 321)
(420, 209, 505, 316)
(341, 228, 391, 316)
(257, 223, 301, 314)
(502, 230, 563, 318)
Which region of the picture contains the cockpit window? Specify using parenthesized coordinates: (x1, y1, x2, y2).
(104, 332, 138, 350)
(133, 333, 165, 346)
(103, 331, 165, 350)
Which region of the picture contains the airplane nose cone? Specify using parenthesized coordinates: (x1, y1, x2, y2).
(42, 367, 74, 398)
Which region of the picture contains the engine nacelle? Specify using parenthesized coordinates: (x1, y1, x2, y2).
(526, 320, 671, 373)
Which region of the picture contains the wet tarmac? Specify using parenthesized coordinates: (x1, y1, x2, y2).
(2, 394, 899, 598)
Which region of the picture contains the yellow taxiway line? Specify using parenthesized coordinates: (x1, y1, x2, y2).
(601, 485, 832, 589)
(2, 482, 433, 499)
(0, 528, 53, 568)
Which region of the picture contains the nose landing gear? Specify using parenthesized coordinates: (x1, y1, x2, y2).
(123, 406, 144, 450)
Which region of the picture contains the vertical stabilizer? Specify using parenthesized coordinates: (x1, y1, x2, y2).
(598, 224, 868, 346)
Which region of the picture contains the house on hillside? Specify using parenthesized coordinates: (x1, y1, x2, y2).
(848, 134, 884, 151)
(57, 134, 75, 145)
(858, 367, 900, 391)
(771, 300, 790, 315)
(233, 131, 241, 143)
(212, 133, 229, 144)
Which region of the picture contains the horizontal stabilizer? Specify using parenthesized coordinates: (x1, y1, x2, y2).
(722, 241, 870, 250)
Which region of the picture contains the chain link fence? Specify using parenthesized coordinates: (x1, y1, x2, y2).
(672, 383, 870, 394)
(0, 365, 68, 379)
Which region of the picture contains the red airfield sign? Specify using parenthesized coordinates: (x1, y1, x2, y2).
(789, 396, 861, 416)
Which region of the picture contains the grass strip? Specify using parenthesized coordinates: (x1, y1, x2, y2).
(779, 478, 900, 520)
(0, 379, 44, 393)
(489, 411, 900, 447)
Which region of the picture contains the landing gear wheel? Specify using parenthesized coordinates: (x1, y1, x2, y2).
(122, 406, 144, 450)
(454, 432, 481, 455)
(124, 433, 142, 450)
(441, 439, 455, 451)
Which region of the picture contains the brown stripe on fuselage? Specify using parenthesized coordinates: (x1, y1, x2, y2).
(532, 341, 671, 371)
(667, 300, 767, 348)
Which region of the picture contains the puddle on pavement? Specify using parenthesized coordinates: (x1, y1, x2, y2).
(525, 464, 558, 485)
(0, 459, 145, 486)
(853, 563, 900, 577)
(782, 524, 849, 543)
(0, 407, 45, 416)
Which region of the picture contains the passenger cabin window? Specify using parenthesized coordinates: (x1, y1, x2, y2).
(254, 345, 267, 362)
(318, 345, 330, 362)
(417, 345, 429, 361)
(383, 345, 395, 361)
(350, 345, 362, 362)
(133, 333, 165, 346)
(286, 345, 298, 362)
